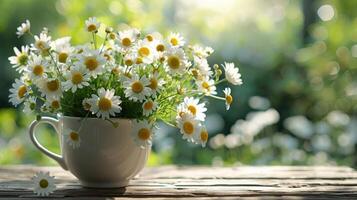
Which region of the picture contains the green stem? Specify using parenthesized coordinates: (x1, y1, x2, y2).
(78, 111, 90, 133)
(209, 95, 225, 101)
(162, 120, 176, 128)
(215, 78, 227, 85)
(99, 33, 109, 54)
(47, 50, 63, 79)
(92, 33, 97, 49)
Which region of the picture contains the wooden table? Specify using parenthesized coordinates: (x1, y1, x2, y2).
(0, 165, 357, 199)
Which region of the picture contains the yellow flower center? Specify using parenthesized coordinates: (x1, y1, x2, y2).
(51, 100, 60, 109)
(131, 81, 144, 93)
(138, 128, 150, 140)
(71, 72, 83, 85)
(18, 85, 27, 98)
(70, 131, 79, 141)
(156, 44, 165, 52)
(83, 102, 91, 110)
(87, 24, 97, 32)
(122, 38, 131, 47)
(98, 97, 112, 111)
(202, 81, 210, 91)
(191, 69, 199, 78)
(33, 65, 44, 76)
(112, 67, 120, 75)
(200, 130, 208, 142)
(179, 111, 185, 118)
(187, 105, 197, 115)
(46, 80, 60, 92)
(159, 57, 165, 62)
(170, 38, 179, 46)
(149, 78, 158, 90)
(138, 47, 150, 57)
(109, 33, 116, 40)
(84, 57, 99, 71)
(226, 95, 233, 105)
(146, 34, 154, 42)
(104, 54, 111, 61)
(39, 179, 49, 188)
(17, 54, 28, 65)
(136, 57, 143, 64)
(167, 56, 180, 69)
(143, 101, 154, 110)
(125, 59, 133, 66)
(183, 122, 194, 135)
(58, 52, 68, 63)
(36, 41, 47, 50)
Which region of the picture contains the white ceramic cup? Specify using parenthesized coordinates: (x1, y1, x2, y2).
(28, 116, 150, 188)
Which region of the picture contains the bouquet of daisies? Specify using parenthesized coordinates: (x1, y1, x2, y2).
(9, 17, 243, 148)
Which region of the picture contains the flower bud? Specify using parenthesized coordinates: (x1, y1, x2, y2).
(105, 27, 113, 33)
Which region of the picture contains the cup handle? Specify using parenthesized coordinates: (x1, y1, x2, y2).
(28, 116, 68, 170)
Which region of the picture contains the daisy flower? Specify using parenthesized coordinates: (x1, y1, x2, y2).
(108, 65, 124, 76)
(131, 120, 154, 148)
(144, 32, 161, 43)
(165, 47, 191, 75)
(79, 49, 106, 77)
(222, 62, 243, 85)
(123, 74, 151, 102)
(194, 57, 213, 77)
(148, 72, 165, 96)
(9, 79, 28, 106)
(64, 129, 81, 149)
(147, 33, 167, 54)
(16, 20, 30, 37)
(26, 54, 47, 81)
(118, 28, 140, 50)
(33, 33, 51, 53)
(74, 44, 90, 54)
(82, 98, 93, 111)
(85, 17, 100, 32)
(23, 96, 36, 114)
(51, 37, 73, 63)
(8, 45, 30, 72)
(176, 113, 201, 143)
(123, 53, 136, 67)
(142, 99, 157, 116)
(44, 96, 61, 112)
(88, 88, 122, 119)
(144, 34, 155, 43)
(196, 77, 217, 95)
(103, 48, 115, 64)
(178, 97, 207, 121)
(32, 171, 56, 197)
(167, 32, 185, 47)
(37, 78, 62, 98)
(63, 65, 90, 93)
(191, 45, 214, 59)
(196, 127, 209, 147)
(154, 40, 167, 54)
(135, 40, 157, 64)
(223, 87, 233, 110)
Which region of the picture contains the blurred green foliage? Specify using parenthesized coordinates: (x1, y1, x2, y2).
(0, 0, 356, 167)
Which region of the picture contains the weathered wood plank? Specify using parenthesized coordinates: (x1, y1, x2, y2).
(0, 165, 357, 199)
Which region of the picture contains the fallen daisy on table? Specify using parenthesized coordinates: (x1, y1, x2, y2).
(32, 171, 56, 196)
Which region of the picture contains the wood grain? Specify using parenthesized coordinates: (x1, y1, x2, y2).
(0, 165, 356, 199)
